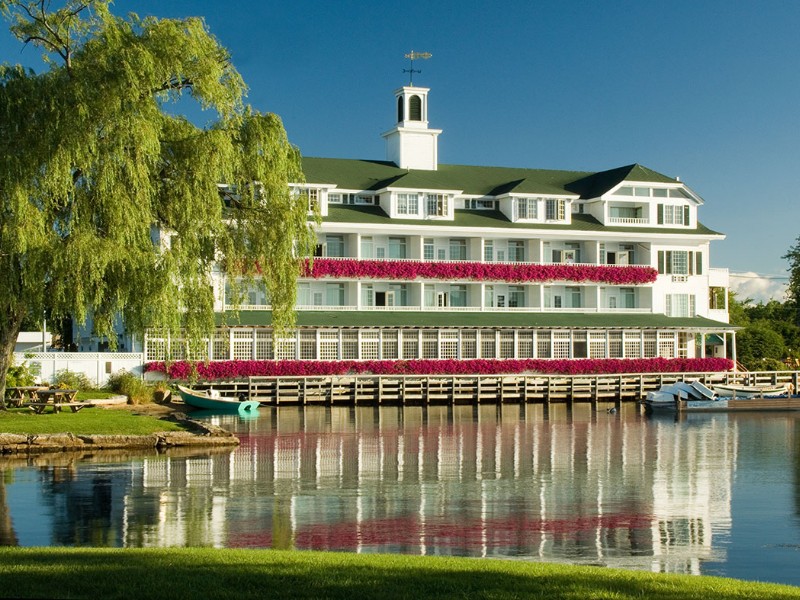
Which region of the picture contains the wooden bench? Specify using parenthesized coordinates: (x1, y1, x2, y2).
(28, 401, 87, 414)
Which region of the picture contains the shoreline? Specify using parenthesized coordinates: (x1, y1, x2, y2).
(0, 402, 240, 455)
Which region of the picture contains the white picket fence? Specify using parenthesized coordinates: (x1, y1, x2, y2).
(13, 352, 146, 387)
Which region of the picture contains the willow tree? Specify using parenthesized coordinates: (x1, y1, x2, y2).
(0, 1, 316, 407)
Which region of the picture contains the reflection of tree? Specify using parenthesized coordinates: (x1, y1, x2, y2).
(0, 472, 19, 546)
(40, 467, 121, 546)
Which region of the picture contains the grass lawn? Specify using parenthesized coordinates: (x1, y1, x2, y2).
(0, 547, 796, 600)
(0, 407, 184, 435)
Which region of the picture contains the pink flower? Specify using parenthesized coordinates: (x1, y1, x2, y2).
(302, 258, 657, 285)
(149, 357, 734, 380)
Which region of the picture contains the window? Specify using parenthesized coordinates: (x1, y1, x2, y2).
(326, 283, 344, 306)
(621, 288, 635, 309)
(325, 235, 345, 257)
(389, 283, 408, 306)
(360, 236, 374, 259)
(665, 294, 696, 317)
(515, 197, 538, 220)
(450, 285, 467, 307)
(658, 251, 702, 275)
(545, 198, 566, 221)
(397, 193, 418, 215)
(388, 237, 407, 259)
(423, 238, 434, 260)
(464, 198, 495, 210)
(449, 238, 467, 260)
(609, 206, 642, 219)
(508, 286, 525, 308)
(566, 287, 582, 308)
(361, 284, 374, 307)
(508, 240, 525, 262)
(426, 194, 448, 216)
(485, 285, 494, 307)
(328, 193, 343, 204)
(296, 188, 319, 212)
(484, 240, 494, 262)
(658, 204, 690, 226)
(298, 283, 310, 306)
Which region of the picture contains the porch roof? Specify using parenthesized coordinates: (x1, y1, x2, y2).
(218, 311, 737, 330)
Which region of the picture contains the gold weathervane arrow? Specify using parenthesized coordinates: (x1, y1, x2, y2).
(403, 50, 432, 85)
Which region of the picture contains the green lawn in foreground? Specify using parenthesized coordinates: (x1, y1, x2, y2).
(0, 547, 796, 600)
(0, 407, 184, 435)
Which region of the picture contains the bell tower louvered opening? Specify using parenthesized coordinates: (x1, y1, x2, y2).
(409, 95, 422, 121)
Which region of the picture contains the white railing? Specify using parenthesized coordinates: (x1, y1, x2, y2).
(316, 256, 652, 268)
(607, 217, 650, 225)
(226, 304, 654, 314)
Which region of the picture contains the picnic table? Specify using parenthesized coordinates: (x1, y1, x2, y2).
(4, 386, 48, 408)
(27, 389, 84, 413)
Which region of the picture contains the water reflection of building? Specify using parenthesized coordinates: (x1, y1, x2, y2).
(129, 406, 735, 573)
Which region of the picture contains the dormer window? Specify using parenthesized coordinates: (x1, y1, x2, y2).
(616, 185, 693, 199)
(425, 193, 448, 217)
(397, 193, 419, 215)
(515, 198, 538, 220)
(545, 198, 566, 221)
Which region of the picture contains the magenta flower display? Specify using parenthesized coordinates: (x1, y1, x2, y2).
(300, 258, 658, 285)
(146, 357, 733, 380)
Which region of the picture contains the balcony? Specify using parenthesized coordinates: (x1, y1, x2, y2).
(607, 217, 650, 225)
(225, 303, 654, 314)
(301, 258, 658, 286)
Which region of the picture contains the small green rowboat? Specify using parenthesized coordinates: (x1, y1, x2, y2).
(177, 385, 260, 413)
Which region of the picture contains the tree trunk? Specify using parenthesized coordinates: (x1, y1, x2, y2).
(0, 478, 18, 546)
(0, 309, 25, 411)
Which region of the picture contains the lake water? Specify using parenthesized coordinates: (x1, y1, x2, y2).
(2, 404, 799, 586)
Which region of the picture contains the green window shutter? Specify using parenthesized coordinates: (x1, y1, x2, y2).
(657, 204, 664, 225)
(688, 252, 694, 275)
(658, 251, 665, 274)
(696, 252, 703, 274)
(683, 205, 690, 225)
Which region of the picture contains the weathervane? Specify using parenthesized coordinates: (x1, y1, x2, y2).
(403, 50, 432, 85)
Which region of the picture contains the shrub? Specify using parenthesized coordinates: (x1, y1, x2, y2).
(106, 370, 152, 404)
(54, 369, 95, 391)
(755, 357, 789, 371)
(5, 358, 37, 388)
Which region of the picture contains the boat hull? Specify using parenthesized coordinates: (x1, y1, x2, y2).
(177, 385, 260, 413)
(712, 384, 788, 398)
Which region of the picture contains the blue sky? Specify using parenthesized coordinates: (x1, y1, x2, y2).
(2, 0, 798, 301)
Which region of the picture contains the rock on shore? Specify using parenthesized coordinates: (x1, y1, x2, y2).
(0, 411, 239, 455)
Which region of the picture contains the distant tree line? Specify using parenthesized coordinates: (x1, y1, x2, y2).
(730, 236, 800, 371)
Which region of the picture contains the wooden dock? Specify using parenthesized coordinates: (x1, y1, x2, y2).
(180, 370, 800, 407)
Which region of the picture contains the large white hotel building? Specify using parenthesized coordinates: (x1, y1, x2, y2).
(141, 84, 734, 365)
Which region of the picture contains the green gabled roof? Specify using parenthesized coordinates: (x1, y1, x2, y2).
(322, 205, 723, 237)
(566, 164, 677, 198)
(301, 158, 676, 199)
(219, 311, 735, 330)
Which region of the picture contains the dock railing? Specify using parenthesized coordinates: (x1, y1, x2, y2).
(177, 370, 800, 407)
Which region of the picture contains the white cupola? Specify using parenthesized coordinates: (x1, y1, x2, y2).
(381, 86, 442, 171)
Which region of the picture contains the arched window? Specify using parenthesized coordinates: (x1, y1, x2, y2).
(397, 96, 404, 123)
(409, 95, 422, 121)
